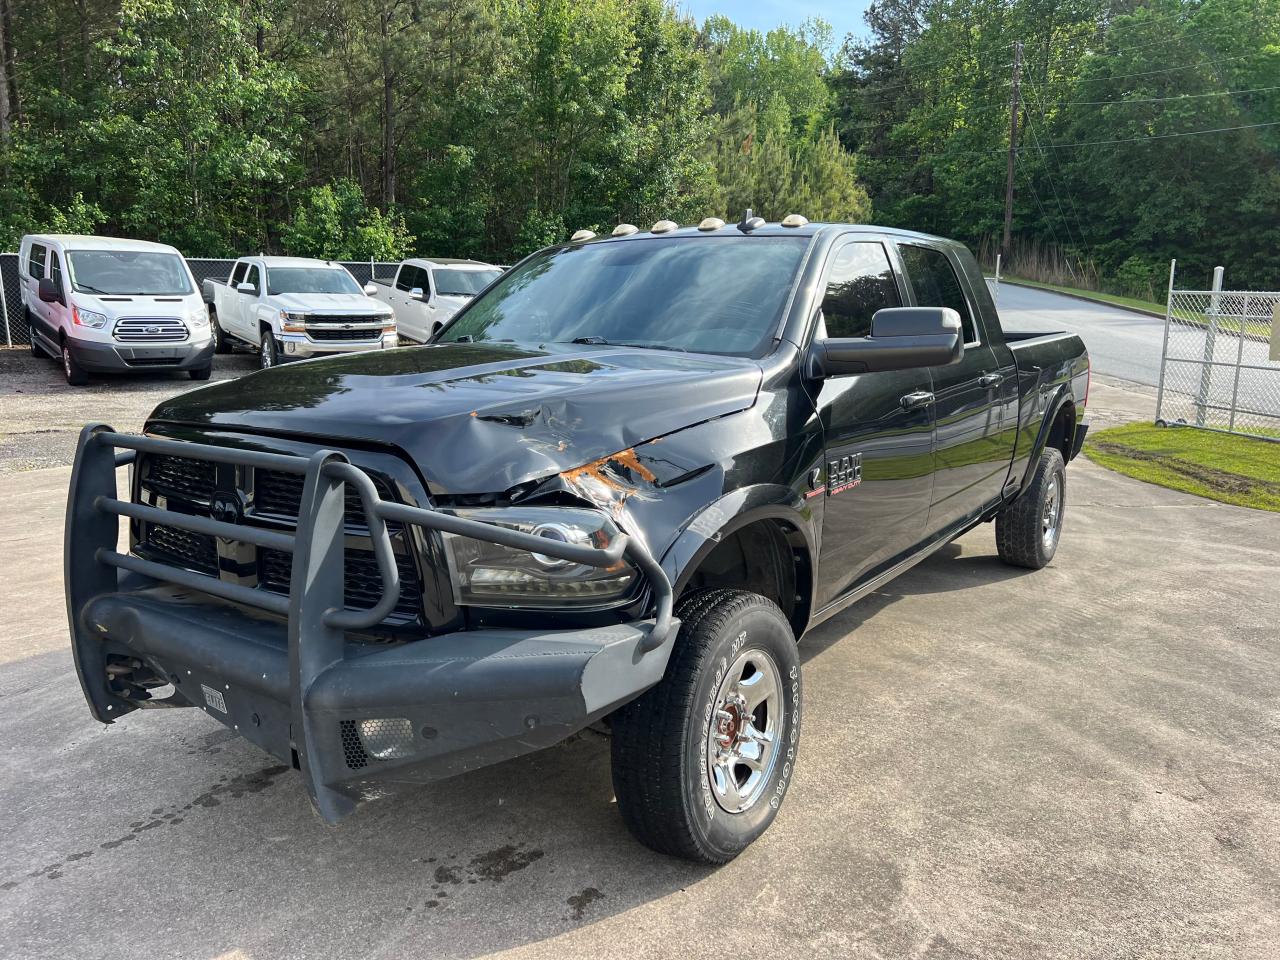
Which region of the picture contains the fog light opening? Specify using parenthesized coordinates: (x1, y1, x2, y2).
(357, 717, 415, 760)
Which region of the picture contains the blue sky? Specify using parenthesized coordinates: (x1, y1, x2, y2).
(679, 0, 873, 46)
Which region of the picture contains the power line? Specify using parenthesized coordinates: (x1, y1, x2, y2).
(1071, 52, 1261, 85)
(1053, 84, 1280, 107)
(1037, 120, 1280, 148)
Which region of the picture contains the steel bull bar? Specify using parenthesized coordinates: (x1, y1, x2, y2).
(66, 424, 676, 822)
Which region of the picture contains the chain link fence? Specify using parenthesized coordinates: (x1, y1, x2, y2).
(0, 255, 402, 347)
(1156, 263, 1280, 441)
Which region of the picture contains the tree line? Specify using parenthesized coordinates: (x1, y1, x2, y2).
(0, 0, 1274, 295)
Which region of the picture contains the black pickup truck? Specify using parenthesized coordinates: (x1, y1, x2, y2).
(66, 218, 1088, 863)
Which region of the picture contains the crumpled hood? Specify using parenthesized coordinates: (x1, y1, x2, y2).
(148, 342, 763, 494)
(272, 292, 392, 316)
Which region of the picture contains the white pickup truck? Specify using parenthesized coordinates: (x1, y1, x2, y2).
(369, 257, 502, 343)
(203, 256, 398, 368)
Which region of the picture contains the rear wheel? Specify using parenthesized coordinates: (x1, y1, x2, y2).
(211, 309, 232, 354)
(996, 448, 1066, 569)
(611, 589, 801, 863)
(259, 330, 280, 369)
(25, 309, 46, 357)
(61, 340, 89, 386)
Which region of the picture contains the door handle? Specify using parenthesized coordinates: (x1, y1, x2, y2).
(979, 372, 1004, 388)
(900, 391, 935, 410)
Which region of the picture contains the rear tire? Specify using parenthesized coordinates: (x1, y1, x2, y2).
(25, 309, 46, 357)
(211, 309, 232, 354)
(996, 448, 1065, 569)
(611, 589, 801, 863)
(61, 341, 89, 386)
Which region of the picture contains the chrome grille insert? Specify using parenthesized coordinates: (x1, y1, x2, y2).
(113, 317, 189, 343)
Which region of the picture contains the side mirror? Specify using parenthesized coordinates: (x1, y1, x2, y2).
(808, 307, 963, 378)
(408, 286, 426, 302)
(363, 282, 378, 297)
(38, 277, 62, 304)
(236, 281, 256, 295)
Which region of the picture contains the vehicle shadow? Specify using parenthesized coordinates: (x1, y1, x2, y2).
(800, 541, 1035, 664)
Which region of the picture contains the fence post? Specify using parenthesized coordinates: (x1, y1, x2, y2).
(994, 253, 1001, 303)
(0, 253, 11, 348)
(1195, 265, 1224, 427)
(1155, 259, 1176, 424)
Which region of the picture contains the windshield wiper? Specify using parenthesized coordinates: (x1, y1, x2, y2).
(74, 283, 110, 294)
(569, 336, 685, 352)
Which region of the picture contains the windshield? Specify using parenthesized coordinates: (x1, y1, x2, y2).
(67, 251, 193, 296)
(434, 268, 501, 297)
(266, 267, 363, 296)
(439, 237, 808, 356)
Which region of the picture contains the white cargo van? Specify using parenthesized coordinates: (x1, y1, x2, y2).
(19, 235, 213, 385)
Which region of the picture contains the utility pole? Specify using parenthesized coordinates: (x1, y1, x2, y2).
(1002, 40, 1023, 263)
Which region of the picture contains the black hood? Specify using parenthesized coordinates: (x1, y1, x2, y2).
(149, 342, 763, 494)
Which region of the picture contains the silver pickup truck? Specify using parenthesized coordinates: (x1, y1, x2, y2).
(369, 258, 503, 343)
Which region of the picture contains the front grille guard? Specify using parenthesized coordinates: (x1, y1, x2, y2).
(66, 424, 674, 822)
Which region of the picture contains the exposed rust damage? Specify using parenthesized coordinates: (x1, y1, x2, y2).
(558, 447, 659, 518)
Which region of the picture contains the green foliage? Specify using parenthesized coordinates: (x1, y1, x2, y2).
(280, 180, 413, 261)
(835, 0, 1280, 290)
(2, 0, 1266, 289)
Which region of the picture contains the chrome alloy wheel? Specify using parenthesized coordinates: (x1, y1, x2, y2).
(1042, 475, 1061, 551)
(705, 648, 783, 814)
(260, 337, 274, 367)
(62, 346, 73, 379)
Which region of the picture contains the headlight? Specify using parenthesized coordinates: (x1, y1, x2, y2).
(72, 306, 107, 328)
(443, 506, 637, 609)
(280, 310, 307, 332)
(187, 309, 208, 327)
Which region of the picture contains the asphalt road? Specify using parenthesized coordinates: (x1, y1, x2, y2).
(995, 283, 1168, 386)
(3, 377, 1280, 959)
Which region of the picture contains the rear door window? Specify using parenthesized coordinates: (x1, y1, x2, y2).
(28, 244, 47, 280)
(395, 265, 416, 291)
(898, 244, 978, 344)
(231, 261, 247, 285)
(820, 242, 902, 338)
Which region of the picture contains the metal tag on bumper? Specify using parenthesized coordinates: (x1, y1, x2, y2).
(64, 425, 676, 824)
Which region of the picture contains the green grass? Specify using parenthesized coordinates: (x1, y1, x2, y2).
(1002, 275, 1166, 315)
(1084, 422, 1280, 512)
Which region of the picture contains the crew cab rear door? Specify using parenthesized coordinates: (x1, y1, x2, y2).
(896, 242, 1018, 532)
(812, 237, 936, 608)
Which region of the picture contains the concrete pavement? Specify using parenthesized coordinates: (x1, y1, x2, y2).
(3, 379, 1280, 959)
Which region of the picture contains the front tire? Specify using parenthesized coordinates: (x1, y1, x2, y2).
(259, 330, 280, 369)
(61, 341, 89, 386)
(188, 364, 212, 381)
(996, 448, 1066, 569)
(611, 589, 802, 863)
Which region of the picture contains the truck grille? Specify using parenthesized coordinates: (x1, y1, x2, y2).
(254, 468, 400, 530)
(134, 452, 425, 633)
(259, 547, 422, 620)
(307, 327, 381, 342)
(144, 454, 217, 503)
(144, 523, 219, 575)
(113, 317, 189, 343)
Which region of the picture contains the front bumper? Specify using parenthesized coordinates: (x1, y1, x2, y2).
(65, 426, 675, 823)
(77, 583, 671, 808)
(280, 332, 397, 359)
(68, 335, 215, 372)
